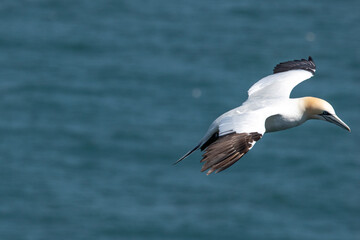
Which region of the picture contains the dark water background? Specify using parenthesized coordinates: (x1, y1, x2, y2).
(0, 1, 359, 239)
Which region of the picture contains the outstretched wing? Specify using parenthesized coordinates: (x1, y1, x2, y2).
(200, 111, 265, 175)
(248, 56, 316, 99)
(201, 132, 262, 175)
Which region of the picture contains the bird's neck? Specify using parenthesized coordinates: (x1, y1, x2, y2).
(299, 96, 325, 119)
(265, 98, 307, 132)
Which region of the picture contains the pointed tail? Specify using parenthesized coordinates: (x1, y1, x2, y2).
(174, 143, 201, 165)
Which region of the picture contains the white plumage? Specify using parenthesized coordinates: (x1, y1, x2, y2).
(176, 57, 350, 175)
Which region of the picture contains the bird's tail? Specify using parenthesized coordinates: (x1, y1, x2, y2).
(174, 143, 201, 165)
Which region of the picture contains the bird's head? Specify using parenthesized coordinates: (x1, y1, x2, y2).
(303, 97, 350, 132)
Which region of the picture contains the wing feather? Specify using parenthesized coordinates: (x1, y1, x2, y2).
(248, 57, 316, 99)
(201, 132, 262, 175)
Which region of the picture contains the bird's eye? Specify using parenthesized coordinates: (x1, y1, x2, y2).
(322, 111, 330, 115)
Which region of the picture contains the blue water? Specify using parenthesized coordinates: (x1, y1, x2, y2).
(0, 1, 359, 239)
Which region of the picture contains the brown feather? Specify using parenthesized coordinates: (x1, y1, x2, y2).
(200, 132, 262, 175)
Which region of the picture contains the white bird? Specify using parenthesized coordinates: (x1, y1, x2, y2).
(176, 57, 350, 175)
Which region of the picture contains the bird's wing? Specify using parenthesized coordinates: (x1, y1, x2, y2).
(200, 112, 265, 175)
(248, 57, 316, 99)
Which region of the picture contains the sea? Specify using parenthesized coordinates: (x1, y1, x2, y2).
(0, 1, 359, 239)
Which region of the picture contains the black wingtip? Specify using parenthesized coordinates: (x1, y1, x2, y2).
(308, 56, 315, 65)
(273, 56, 316, 74)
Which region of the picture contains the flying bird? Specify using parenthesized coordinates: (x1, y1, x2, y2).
(176, 57, 350, 175)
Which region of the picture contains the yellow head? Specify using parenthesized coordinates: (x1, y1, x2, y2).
(302, 97, 350, 131)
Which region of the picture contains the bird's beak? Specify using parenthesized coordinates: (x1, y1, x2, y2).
(323, 114, 351, 132)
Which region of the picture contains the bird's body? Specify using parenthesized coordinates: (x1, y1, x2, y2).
(176, 57, 350, 175)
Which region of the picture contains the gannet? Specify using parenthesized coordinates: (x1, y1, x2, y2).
(176, 57, 350, 175)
